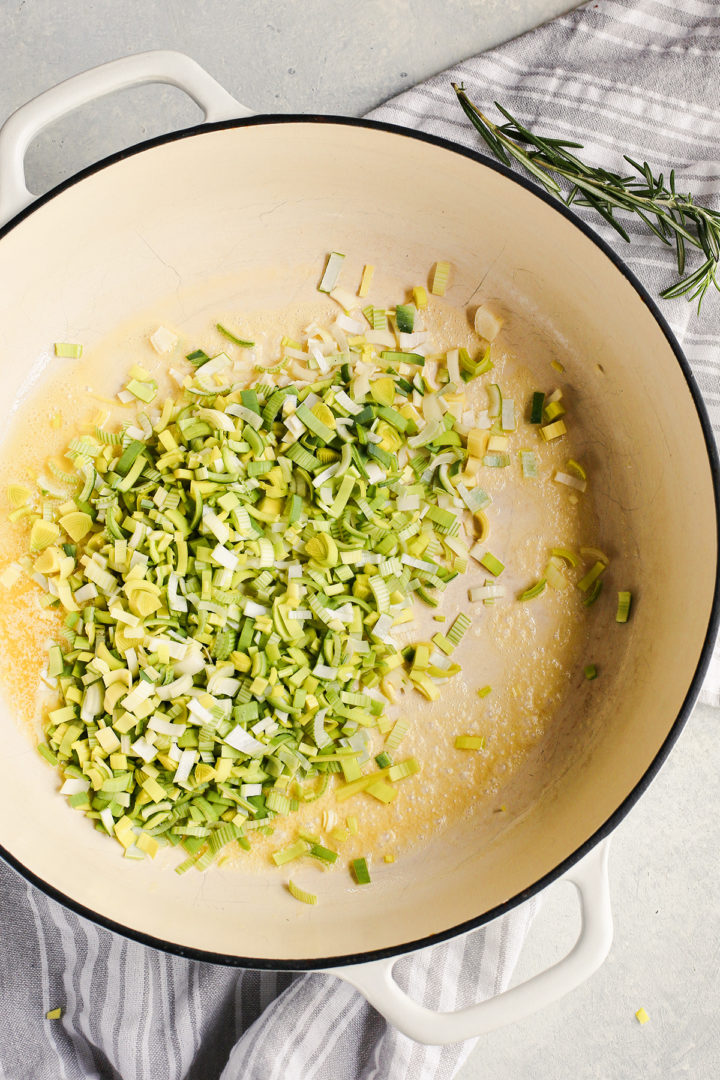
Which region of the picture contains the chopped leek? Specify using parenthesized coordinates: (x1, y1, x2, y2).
(580, 546, 609, 565)
(7, 483, 31, 508)
(551, 547, 580, 568)
(54, 343, 83, 358)
(583, 579, 603, 606)
(486, 384, 502, 418)
(318, 251, 346, 293)
(309, 843, 338, 864)
(540, 419, 566, 441)
(544, 400, 565, 422)
(473, 305, 502, 341)
(529, 392, 544, 424)
(584, 664, 598, 680)
(446, 613, 471, 647)
(395, 304, 416, 333)
(519, 450, 538, 478)
(479, 552, 504, 577)
(578, 561, 606, 592)
(455, 735, 485, 750)
(616, 590, 632, 623)
(288, 879, 318, 904)
(519, 579, 547, 600)
(351, 856, 371, 884)
(430, 261, 451, 296)
(216, 324, 254, 348)
(358, 264, 374, 297)
(554, 470, 586, 493)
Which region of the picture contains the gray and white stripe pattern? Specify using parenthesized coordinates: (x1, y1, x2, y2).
(0, 859, 536, 1079)
(2, 2, 719, 1077)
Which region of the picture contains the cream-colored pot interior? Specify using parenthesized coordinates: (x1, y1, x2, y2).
(0, 121, 715, 963)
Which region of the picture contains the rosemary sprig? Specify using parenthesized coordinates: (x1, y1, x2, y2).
(453, 83, 720, 310)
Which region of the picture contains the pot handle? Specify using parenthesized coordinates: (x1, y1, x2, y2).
(322, 839, 612, 1045)
(0, 49, 252, 225)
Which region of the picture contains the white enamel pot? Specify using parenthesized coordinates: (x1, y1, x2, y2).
(0, 52, 717, 1045)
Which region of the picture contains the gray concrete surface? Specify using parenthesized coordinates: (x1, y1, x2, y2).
(1, 3, 718, 1078)
(456, 702, 720, 1080)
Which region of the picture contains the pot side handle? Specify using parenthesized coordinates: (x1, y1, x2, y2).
(0, 50, 252, 226)
(322, 839, 612, 1046)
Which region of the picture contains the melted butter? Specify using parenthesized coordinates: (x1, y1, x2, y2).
(0, 282, 596, 874)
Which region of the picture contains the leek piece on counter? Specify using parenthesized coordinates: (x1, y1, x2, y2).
(566, 459, 587, 481)
(455, 735, 485, 750)
(544, 400, 565, 422)
(473, 304, 502, 341)
(413, 285, 428, 308)
(554, 470, 587, 492)
(584, 579, 603, 606)
(501, 398, 516, 432)
(519, 579, 547, 601)
(584, 664, 598, 680)
(318, 251, 346, 293)
(149, 326, 177, 354)
(479, 552, 504, 577)
(387, 758, 419, 782)
(273, 840, 309, 866)
(288, 879, 318, 905)
(544, 557, 568, 590)
(477, 685, 492, 698)
(616, 591, 632, 623)
(386, 719, 409, 751)
(309, 843, 338, 864)
(54, 343, 83, 358)
(486, 383, 502, 418)
(580, 546, 609, 565)
(483, 452, 510, 468)
(551, 547, 580, 567)
(216, 323, 254, 348)
(366, 778, 397, 803)
(30, 520, 60, 551)
(395, 304, 416, 333)
(519, 450, 538, 478)
(430, 260, 451, 296)
(47, 645, 64, 678)
(7, 483, 31, 508)
(578, 561, 606, 592)
(381, 350, 424, 367)
(446, 613, 471, 647)
(529, 391, 545, 424)
(540, 419, 566, 441)
(357, 264, 374, 297)
(351, 857, 371, 885)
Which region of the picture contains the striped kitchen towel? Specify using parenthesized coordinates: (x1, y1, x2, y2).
(1, 2, 718, 1079)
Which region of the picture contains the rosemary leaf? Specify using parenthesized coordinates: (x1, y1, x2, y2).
(453, 83, 720, 312)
